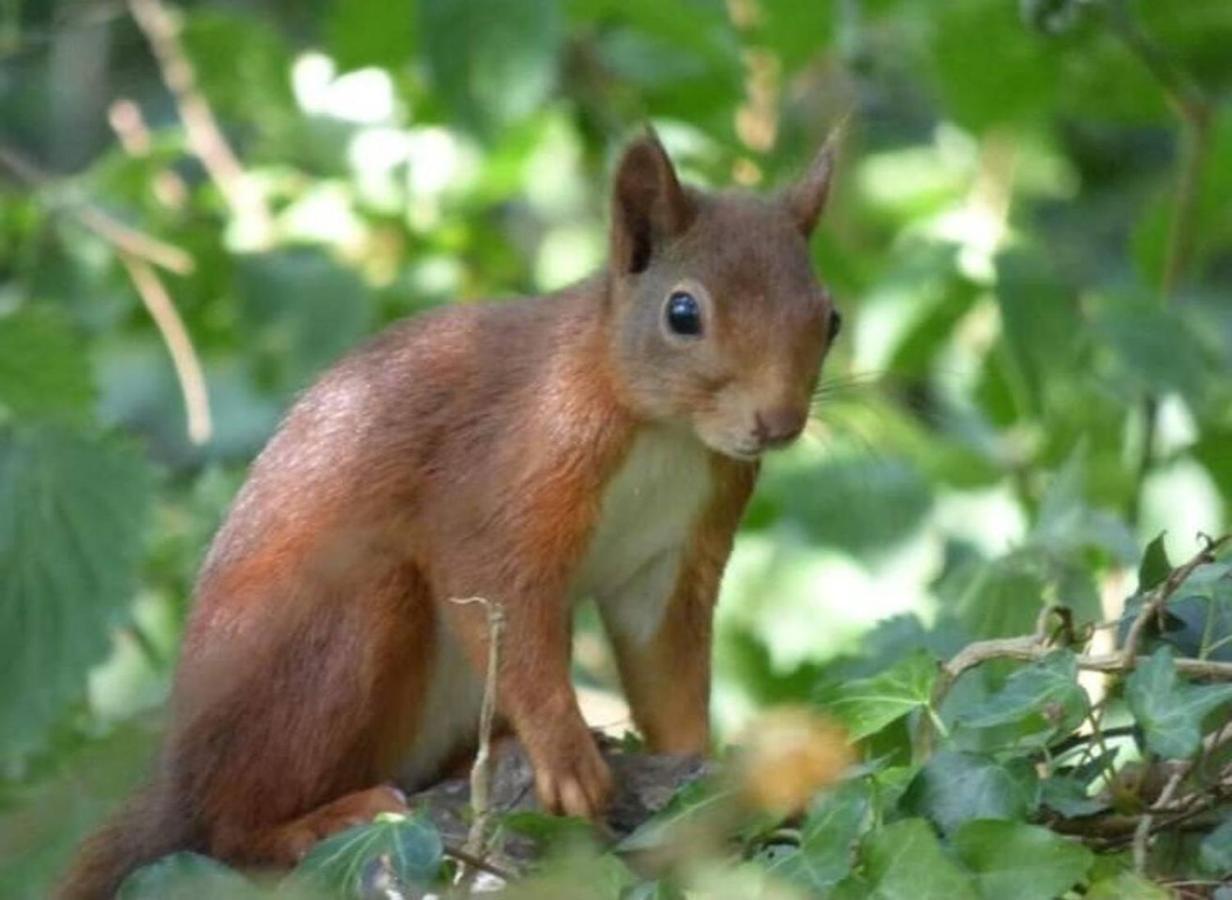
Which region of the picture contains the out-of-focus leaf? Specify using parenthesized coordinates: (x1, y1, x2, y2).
(294, 811, 442, 895)
(951, 819, 1092, 900)
(0, 309, 94, 423)
(118, 853, 260, 899)
(831, 818, 979, 900)
(618, 779, 737, 853)
(941, 552, 1048, 641)
(1092, 300, 1212, 404)
(1085, 869, 1171, 900)
(758, 453, 932, 557)
(1125, 646, 1232, 759)
(419, 0, 563, 132)
(1137, 532, 1172, 592)
(763, 779, 869, 891)
(816, 650, 938, 742)
(0, 424, 151, 760)
(235, 248, 374, 396)
(328, 0, 416, 71)
(901, 751, 1038, 834)
(1199, 815, 1232, 878)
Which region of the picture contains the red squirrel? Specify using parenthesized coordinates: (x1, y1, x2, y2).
(60, 129, 842, 897)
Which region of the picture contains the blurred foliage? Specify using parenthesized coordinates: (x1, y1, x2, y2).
(1, 0, 1231, 896)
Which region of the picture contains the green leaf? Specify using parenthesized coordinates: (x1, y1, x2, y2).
(419, 0, 563, 132)
(0, 309, 94, 423)
(1199, 814, 1232, 878)
(835, 818, 979, 900)
(951, 820, 1093, 900)
(952, 651, 1089, 743)
(617, 779, 736, 853)
(1138, 533, 1172, 593)
(0, 424, 151, 760)
(1125, 646, 1232, 759)
(118, 853, 259, 899)
(817, 650, 938, 742)
(901, 751, 1038, 835)
(235, 248, 374, 396)
(1038, 773, 1108, 818)
(295, 811, 443, 895)
(1085, 870, 1171, 900)
(763, 779, 869, 891)
(328, 0, 416, 72)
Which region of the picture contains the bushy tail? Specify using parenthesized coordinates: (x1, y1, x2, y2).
(56, 781, 195, 900)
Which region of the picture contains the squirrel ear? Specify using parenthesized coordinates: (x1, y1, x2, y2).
(611, 129, 694, 275)
(781, 126, 842, 237)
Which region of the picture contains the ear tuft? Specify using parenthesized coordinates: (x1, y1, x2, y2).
(782, 123, 845, 237)
(610, 129, 694, 274)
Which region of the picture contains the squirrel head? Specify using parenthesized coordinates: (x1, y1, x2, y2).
(606, 129, 842, 461)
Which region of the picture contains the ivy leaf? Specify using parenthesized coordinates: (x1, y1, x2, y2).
(763, 779, 869, 891)
(0, 424, 151, 760)
(1038, 773, 1109, 818)
(294, 811, 443, 896)
(0, 309, 95, 424)
(901, 751, 1038, 835)
(118, 853, 260, 899)
(1125, 646, 1232, 759)
(1137, 533, 1172, 593)
(817, 650, 938, 742)
(952, 651, 1089, 743)
(952, 820, 1093, 900)
(832, 818, 978, 900)
(1199, 815, 1232, 878)
(1085, 870, 1171, 899)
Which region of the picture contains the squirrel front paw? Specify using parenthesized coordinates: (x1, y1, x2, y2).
(531, 729, 613, 819)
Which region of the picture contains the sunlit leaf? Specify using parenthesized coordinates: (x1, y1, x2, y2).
(816, 650, 938, 742)
(952, 820, 1093, 900)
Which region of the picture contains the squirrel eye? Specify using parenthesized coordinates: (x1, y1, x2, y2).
(665, 291, 703, 337)
(827, 308, 843, 342)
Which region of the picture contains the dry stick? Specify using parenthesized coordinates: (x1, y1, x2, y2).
(126, 0, 271, 243)
(440, 843, 517, 883)
(0, 143, 193, 274)
(450, 596, 507, 887)
(120, 255, 213, 444)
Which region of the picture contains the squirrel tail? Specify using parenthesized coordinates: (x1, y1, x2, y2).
(55, 780, 195, 900)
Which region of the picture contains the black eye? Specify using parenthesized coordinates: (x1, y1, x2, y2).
(665, 291, 703, 337)
(827, 308, 843, 342)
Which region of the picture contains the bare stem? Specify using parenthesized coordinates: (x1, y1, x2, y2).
(127, 0, 271, 243)
(449, 596, 506, 887)
(119, 255, 213, 444)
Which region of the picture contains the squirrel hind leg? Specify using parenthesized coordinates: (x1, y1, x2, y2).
(218, 784, 410, 865)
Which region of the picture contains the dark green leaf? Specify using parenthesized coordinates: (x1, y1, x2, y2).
(0, 309, 94, 423)
(952, 651, 1088, 744)
(419, 0, 563, 132)
(1039, 773, 1109, 818)
(901, 751, 1038, 835)
(118, 853, 259, 899)
(0, 424, 151, 760)
(834, 818, 979, 900)
(1125, 646, 1232, 759)
(1138, 533, 1172, 593)
(1198, 814, 1232, 877)
(952, 820, 1093, 900)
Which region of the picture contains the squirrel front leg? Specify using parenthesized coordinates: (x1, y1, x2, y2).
(444, 583, 612, 818)
(602, 458, 756, 755)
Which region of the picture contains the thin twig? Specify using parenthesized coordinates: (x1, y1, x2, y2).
(1133, 761, 1189, 873)
(127, 0, 272, 244)
(449, 596, 506, 886)
(0, 143, 193, 274)
(441, 843, 517, 883)
(119, 254, 213, 444)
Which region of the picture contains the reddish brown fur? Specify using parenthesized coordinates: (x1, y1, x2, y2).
(59, 130, 840, 898)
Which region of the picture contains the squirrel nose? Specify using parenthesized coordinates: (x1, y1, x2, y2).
(754, 407, 807, 449)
